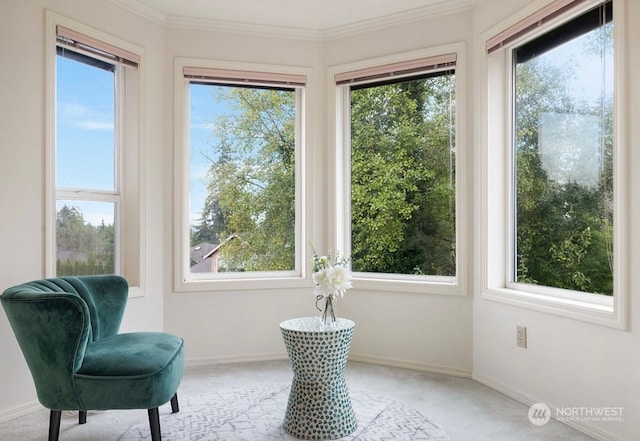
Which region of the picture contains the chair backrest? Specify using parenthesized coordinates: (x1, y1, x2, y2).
(1, 275, 129, 409)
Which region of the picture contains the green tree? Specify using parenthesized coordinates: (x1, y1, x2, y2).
(196, 76, 457, 276)
(57, 205, 93, 253)
(350, 74, 456, 275)
(56, 205, 115, 276)
(198, 86, 296, 271)
(514, 57, 613, 295)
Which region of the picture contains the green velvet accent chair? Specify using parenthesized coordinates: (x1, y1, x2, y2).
(1, 275, 185, 441)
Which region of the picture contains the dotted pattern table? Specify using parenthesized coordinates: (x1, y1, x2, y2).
(280, 317, 357, 440)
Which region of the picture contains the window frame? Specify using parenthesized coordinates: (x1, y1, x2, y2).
(329, 43, 467, 296)
(173, 57, 312, 292)
(480, 0, 628, 329)
(45, 11, 146, 295)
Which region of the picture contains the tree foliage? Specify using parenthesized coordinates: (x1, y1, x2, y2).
(514, 58, 613, 295)
(193, 86, 296, 271)
(56, 205, 115, 276)
(350, 75, 456, 275)
(193, 76, 457, 276)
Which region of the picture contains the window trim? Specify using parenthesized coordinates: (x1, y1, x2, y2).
(328, 43, 467, 296)
(45, 11, 147, 296)
(173, 57, 312, 292)
(480, 0, 628, 329)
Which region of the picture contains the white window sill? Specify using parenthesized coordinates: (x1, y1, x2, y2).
(353, 273, 464, 296)
(481, 286, 626, 330)
(175, 275, 310, 293)
(128, 286, 146, 299)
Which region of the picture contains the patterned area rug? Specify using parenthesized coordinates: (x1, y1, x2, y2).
(120, 383, 450, 441)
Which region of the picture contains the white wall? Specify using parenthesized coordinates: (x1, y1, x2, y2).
(472, 1, 640, 440)
(0, 0, 166, 418)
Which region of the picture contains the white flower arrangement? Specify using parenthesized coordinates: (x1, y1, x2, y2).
(311, 249, 353, 299)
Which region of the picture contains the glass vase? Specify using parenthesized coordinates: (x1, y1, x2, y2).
(321, 295, 336, 324)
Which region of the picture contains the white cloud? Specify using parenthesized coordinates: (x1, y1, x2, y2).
(83, 211, 114, 227)
(58, 101, 113, 131)
(191, 163, 210, 180)
(77, 121, 114, 130)
(190, 121, 215, 131)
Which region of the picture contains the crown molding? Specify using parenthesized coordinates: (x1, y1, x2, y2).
(110, 0, 166, 25)
(110, 0, 477, 41)
(323, 0, 478, 40)
(165, 16, 324, 41)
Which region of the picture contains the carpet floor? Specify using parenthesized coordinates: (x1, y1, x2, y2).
(0, 360, 597, 441)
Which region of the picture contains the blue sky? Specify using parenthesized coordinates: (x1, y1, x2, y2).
(56, 55, 116, 226)
(56, 56, 114, 192)
(189, 84, 228, 226)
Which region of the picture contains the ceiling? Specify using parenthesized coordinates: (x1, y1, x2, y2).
(112, 0, 477, 38)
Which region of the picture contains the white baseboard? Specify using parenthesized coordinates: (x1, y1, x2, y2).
(348, 353, 473, 378)
(472, 373, 625, 441)
(185, 352, 288, 368)
(0, 401, 43, 424)
(185, 352, 473, 378)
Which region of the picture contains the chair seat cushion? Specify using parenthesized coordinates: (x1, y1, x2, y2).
(74, 332, 184, 410)
(79, 332, 182, 376)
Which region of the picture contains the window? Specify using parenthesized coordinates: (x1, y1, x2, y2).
(175, 60, 309, 290)
(483, 0, 627, 327)
(332, 45, 465, 293)
(512, 1, 613, 295)
(46, 13, 143, 286)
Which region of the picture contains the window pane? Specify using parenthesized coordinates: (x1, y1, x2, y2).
(56, 50, 115, 191)
(189, 83, 296, 273)
(56, 201, 115, 276)
(513, 3, 613, 295)
(350, 73, 456, 276)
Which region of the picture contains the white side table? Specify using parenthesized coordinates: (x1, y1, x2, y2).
(280, 317, 357, 440)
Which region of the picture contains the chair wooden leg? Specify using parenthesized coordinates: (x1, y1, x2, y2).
(48, 410, 61, 441)
(148, 407, 161, 441)
(170, 393, 179, 413)
(79, 410, 87, 424)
